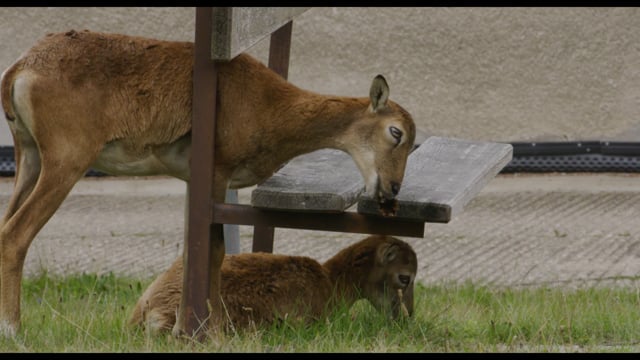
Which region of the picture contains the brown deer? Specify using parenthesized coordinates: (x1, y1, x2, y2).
(0, 29, 416, 337)
(130, 235, 418, 333)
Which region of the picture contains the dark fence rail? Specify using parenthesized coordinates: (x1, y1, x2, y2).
(502, 141, 640, 173)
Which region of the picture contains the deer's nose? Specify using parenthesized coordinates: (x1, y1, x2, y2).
(398, 274, 411, 286)
(391, 182, 400, 196)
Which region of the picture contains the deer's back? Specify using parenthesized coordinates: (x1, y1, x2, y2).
(131, 252, 335, 331)
(221, 253, 334, 327)
(4, 30, 195, 148)
(5, 29, 304, 176)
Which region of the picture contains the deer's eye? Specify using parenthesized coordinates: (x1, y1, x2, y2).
(389, 126, 403, 146)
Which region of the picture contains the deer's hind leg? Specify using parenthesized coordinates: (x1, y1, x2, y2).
(0, 114, 102, 337)
(1, 119, 40, 228)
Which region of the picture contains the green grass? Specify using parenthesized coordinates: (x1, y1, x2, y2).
(1, 272, 639, 352)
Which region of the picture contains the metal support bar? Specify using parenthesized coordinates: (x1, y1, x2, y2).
(182, 7, 219, 338)
(214, 203, 426, 238)
(252, 20, 294, 252)
(268, 21, 293, 79)
(252, 226, 276, 253)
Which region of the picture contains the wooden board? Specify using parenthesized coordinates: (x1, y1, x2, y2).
(357, 136, 513, 222)
(251, 149, 365, 212)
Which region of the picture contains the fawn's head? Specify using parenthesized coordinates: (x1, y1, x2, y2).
(347, 235, 418, 319)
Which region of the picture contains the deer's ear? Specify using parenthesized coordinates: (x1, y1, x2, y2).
(369, 74, 389, 112)
(376, 243, 399, 265)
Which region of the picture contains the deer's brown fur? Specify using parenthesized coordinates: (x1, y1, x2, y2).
(0, 29, 416, 337)
(130, 235, 418, 333)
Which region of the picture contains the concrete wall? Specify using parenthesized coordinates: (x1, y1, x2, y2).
(1, 7, 639, 146)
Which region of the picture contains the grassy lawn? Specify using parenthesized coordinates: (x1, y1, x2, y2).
(1, 272, 639, 352)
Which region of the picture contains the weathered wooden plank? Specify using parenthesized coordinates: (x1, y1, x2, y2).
(251, 149, 364, 212)
(358, 136, 513, 222)
(211, 7, 309, 60)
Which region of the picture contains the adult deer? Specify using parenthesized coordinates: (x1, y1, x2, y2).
(130, 235, 418, 333)
(0, 29, 416, 337)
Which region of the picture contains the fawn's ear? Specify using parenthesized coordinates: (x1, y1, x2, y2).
(376, 242, 399, 265)
(369, 74, 390, 113)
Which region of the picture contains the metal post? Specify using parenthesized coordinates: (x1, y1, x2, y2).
(181, 7, 220, 338)
(252, 20, 293, 253)
(223, 190, 240, 254)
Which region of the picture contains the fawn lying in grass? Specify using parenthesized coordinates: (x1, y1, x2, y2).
(130, 235, 417, 333)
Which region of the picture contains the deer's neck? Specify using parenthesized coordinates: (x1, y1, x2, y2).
(322, 248, 370, 306)
(273, 91, 370, 157)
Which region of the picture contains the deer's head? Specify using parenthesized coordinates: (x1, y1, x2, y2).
(346, 75, 416, 213)
(361, 236, 418, 319)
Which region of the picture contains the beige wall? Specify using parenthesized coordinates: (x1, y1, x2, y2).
(1, 7, 639, 146)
